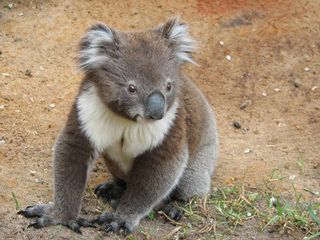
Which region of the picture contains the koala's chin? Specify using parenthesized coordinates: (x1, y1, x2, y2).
(19, 17, 218, 236)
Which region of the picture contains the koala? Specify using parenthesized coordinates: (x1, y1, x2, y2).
(18, 18, 218, 235)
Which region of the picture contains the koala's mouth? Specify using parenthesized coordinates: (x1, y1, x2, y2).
(136, 114, 165, 123)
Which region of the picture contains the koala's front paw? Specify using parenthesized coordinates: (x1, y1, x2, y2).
(92, 212, 133, 235)
(18, 204, 95, 234)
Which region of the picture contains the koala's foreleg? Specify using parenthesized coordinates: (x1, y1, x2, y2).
(94, 138, 188, 234)
(19, 113, 96, 233)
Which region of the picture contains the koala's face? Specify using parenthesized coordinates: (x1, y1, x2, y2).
(78, 19, 195, 121)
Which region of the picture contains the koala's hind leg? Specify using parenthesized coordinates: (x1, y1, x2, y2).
(171, 142, 217, 201)
(160, 201, 184, 221)
(95, 154, 128, 208)
(94, 179, 126, 209)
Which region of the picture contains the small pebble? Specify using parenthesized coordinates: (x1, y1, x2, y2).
(39, 66, 44, 71)
(25, 69, 32, 77)
(233, 121, 241, 129)
(35, 178, 39, 183)
(269, 197, 277, 207)
(243, 127, 250, 132)
(49, 103, 56, 108)
(30, 170, 36, 176)
(293, 78, 301, 88)
(219, 41, 224, 46)
(289, 175, 296, 180)
(304, 67, 310, 72)
(240, 99, 252, 109)
(226, 55, 232, 61)
(262, 92, 267, 96)
(6, 3, 14, 9)
(0, 139, 5, 145)
(18, 12, 24, 16)
(2, 73, 11, 78)
(0, 105, 4, 109)
(274, 88, 280, 92)
(244, 149, 251, 154)
(311, 86, 318, 91)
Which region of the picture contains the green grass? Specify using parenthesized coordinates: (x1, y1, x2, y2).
(147, 210, 156, 221)
(12, 192, 20, 210)
(297, 154, 306, 175)
(159, 171, 320, 239)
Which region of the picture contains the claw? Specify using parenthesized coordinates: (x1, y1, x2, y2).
(104, 221, 132, 235)
(74, 228, 82, 235)
(28, 222, 41, 229)
(67, 223, 82, 234)
(93, 184, 101, 195)
(162, 202, 184, 222)
(104, 222, 118, 233)
(77, 217, 96, 228)
(65, 220, 83, 234)
(17, 210, 26, 216)
(121, 223, 132, 236)
(173, 210, 183, 221)
(94, 183, 104, 198)
(104, 225, 113, 233)
(92, 212, 114, 225)
(17, 209, 40, 218)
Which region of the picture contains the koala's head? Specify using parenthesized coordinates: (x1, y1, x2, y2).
(78, 18, 195, 122)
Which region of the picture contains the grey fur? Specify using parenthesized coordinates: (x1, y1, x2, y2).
(19, 18, 218, 235)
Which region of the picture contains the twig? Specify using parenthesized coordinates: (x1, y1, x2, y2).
(163, 226, 182, 239)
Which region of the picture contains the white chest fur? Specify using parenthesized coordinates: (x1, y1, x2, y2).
(76, 85, 178, 173)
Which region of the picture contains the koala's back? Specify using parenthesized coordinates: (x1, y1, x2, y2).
(182, 77, 218, 164)
(169, 77, 218, 200)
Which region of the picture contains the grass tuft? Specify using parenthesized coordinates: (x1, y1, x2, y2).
(161, 171, 319, 239)
(12, 192, 20, 210)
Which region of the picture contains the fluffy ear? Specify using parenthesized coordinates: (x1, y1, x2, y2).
(78, 23, 115, 71)
(156, 18, 196, 64)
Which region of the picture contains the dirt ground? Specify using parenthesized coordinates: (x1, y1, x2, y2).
(0, 0, 319, 239)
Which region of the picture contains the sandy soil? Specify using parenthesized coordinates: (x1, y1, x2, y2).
(0, 0, 319, 239)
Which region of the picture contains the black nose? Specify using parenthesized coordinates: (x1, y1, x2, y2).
(145, 92, 165, 120)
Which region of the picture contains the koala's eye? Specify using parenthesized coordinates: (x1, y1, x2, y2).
(128, 84, 136, 93)
(166, 82, 172, 92)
